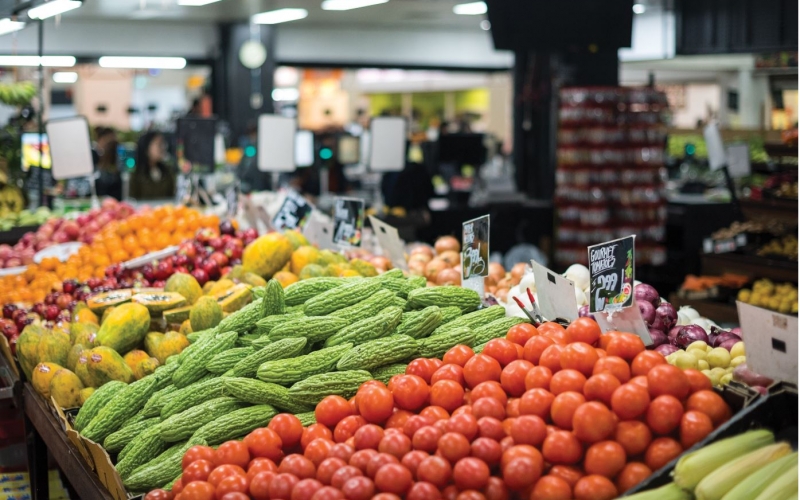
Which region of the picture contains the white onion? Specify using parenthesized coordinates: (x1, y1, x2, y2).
(677, 310, 690, 326)
(680, 306, 700, 321)
(691, 317, 713, 332)
(574, 286, 587, 306)
(518, 273, 536, 294)
(564, 264, 590, 291)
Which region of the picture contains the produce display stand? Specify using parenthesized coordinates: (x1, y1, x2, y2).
(0, 224, 40, 245)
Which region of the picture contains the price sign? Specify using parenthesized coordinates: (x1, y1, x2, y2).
(226, 186, 238, 218)
(588, 235, 635, 314)
(332, 197, 365, 247)
(272, 190, 313, 231)
(530, 260, 578, 322)
(461, 215, 489, 297)
(369, 215, 408, 271)
(304, 214, 337, 250)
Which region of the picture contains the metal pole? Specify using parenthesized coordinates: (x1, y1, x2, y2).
(37, 19, 44, 207)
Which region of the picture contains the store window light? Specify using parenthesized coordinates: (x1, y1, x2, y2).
(632, 3, 646, 14)
(28, 0, 82, 20)
(98, 56, 187, 69)
(0, 19, 25, 36)
(177, 0, 221, 5)
(252, 8, 308, 25)
(0, 55, 75, 67)
(53, 71, 78, 83)
(453, 1, 487, 15)
(321, 0, 388, 11)
(272, 88, 300, 101)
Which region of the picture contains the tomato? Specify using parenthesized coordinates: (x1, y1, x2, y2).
(356, 385, 395, 424)
(438, 432, 471, 462)
(144, 490, 173, 500)
(412, 425, 442, 452)
(301, 424, 333, 449)
(646, 364, 690, 400)
(400, 450, 428, 479)
(646, 395, 684, 435)
(476, 416, 504, 441)
(523, 335, 555, 365)
(610, 383, 650, 420)
(630, 350, 666, 377)
(506, 398, 520, 418)
(463, 354, 502, 388)
(472, 397, 506, 420)
(482, 338, 519, 366)
(530, 475, 572, 500)
(616, 462, 652, 494)
(605, 333, 645, 361)
(499, 359, 533, 397)
(430, 380, 465, 412)
(366, 453, 399, 479)
(572, 401, 616, 444)
(309, 486, 343, 500)
(213, 441, 251, 469)
(550, 391, 586, 430)
(542, 430, 582, 465)
(538, 321, 566, 336)
(330, 466, 363, 489)
(523, 366, 552, 391)
(400, 415, 431, 439)
(407, 481, 442, 500)
(373, 463, 413, 495)
(340, 476, 375, 500)
(385, 409, 412, 430)
(510, 415, 547, 447)
(279, 454, 316, 480)
(468, 436, 501, 466)
(499, 436, 515, 454)
(390, 374, 430, 411)
(348, 450, 377, 474)
(309, 457, 343, 486)
(592, 356, 631, 383)
(448, 412, 479, 441)
(406, 358, 443, 384)
(334, 415, 367, 443)
(420, 405, 450, 421)
(615, 420, 653, 457)
(680, 410, 714, 449)
(684, 369, 713, 393)
(315, 395, 354, 428)
(172, 479, 185, 496)
(566, 317, 601, 345)
(686, 390, 731, 426)
(519, 388, 555, 419)
(471, 380, 508, 405)
(208, 465, 247, 488)
(179, 481, 215, 500)
(432, 364, 466, 386)
(453, 457, 491, 490)
(538, 344, 565, 373)
(416, 455, 452, 488)
(506, 323, 539, 345)
(378, 432, 411, 459)
(549, 465, 583, 489)
(573, 474, 618, 500)
(443, 344, 476, 366)
(582, 372, 620, 406)
(184, 445, 216, 470)
(183, 460, 214, 484)
(286, 477, 322, 500)
(215, 474, 249, 499)
(503, 456, 542, 491)
(359, 380, 387, 390)
(644, 437, 683, 471)
(549, 369, 587, 395)
(269, 414, 304, 449)
(219, 493, 249, 500)
(353, 423, 384, 450)
(372, 494, 402, 500)
(304, 439, 334, 468)
(559, 342, 600, 376)
(583, 440, 626, 478)
(243, 429, 281, 462)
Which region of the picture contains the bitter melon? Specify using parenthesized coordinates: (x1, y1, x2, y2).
(407, 286, 481, 313)
(328, 288, 395, 323)
(440, 306, 463, 324)
(160, 377, 227, 419)
(257, 343, 352, 386)
(223, 378, 314, 413)
(261, 279, 285, 317)
(205, 347, 254, 374)
(371, 363, 408, 384)
(115, 423, 167, 479)
(394, 306, 443, 339)
(416, 327, 475, 358)
(304, 279, 382, 316)
(123, 438, 205, 492)
(104, 417, 160, 453)
(216, 298, 263, 334)
(268, 316, 347, 343)
(80, 376, 158, 443)
(472, 316, 528, 345)
(295, 412, 316, 427)
(191, 404, 277, 445)
(160, 397, 249, 443)
(336, 335, 418, 371)
(284, 277, 344, 306)
(73, 380, 126, 431)
(172, 330, 237, 388)
(229, 337, 307, 378)
(289, 370, 373, 406)
(432, 305, 506, 336)
(324, 306, 403, 347)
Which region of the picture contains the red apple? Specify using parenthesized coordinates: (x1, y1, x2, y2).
(201, 259, 220, 279)
(191, 268, 209, 286)
(209, 251, 229, 268)
(155, 260, 173, 280)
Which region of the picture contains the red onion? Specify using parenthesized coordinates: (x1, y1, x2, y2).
(634, 283, 660, 307)
(637, 300, 656, 325)
(732, 364, 774, 388)
(719, 338, 740, 352)
(655, 344, 679, 357)
(668, 325, 683, 346)
(648, 329, 668, 347)
(712, 332, 741, 348)
(655, 302, 677, 330)
(729, 327, 742, 336)
(675, 325, 709, 349)
(752, 386, 768, 396)
(651, 315, 667, 331)
(578, 305, 594, 320)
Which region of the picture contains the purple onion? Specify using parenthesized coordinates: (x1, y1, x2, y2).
(578, 305, 594, 319)
(651, 315, 667, 331)
(634, 283, 660, 307)
(712, 332, 741, 348)
(655, 344, 680, 357)
(719, 338, 740, 352)
(668, 325, 683, 345)
(729, 327, 742, 336)
(638, 300, 656, 325)
(655, 302, 678, 331)
(675, 325, 709, 349)
(648, 329, 668, 347)
(733, 364, 774, 387)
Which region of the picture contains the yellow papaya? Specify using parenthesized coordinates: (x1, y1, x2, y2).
(291, 246, 321, 274)
(74, 353, 100, 388)
(49, 369, 84, 408)
(284, 229, 309, 250)
(86, 346, 134, 385)
(241, 272, 267, 288)
(132, 357, 159, 380)
(164, 273, 203, 305)
(79, 387, 95, 405)
(72, 304, 100, 325)
(123, 350, 150, 373)
(37, 330, 71, 367)
(96, 303, 150, 355)
(189, 296, 223, 332)
(67, 344, 85, 371)
(144, 331, 190, 365)
(69, 322, 99, 347)
(16, 324, 46, 380)
(179, 320, 192, 336)
(273, 271, 299, 288)
(207, 279, 235, 296)
(32, 362, 63, 399)
(242, 233, 293, 279)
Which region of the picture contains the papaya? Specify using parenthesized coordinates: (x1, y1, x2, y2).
(291, 246, 321, 275)
(242, 233, 294, 279)
(70, 322, 99, 347)
(223, 266, 246, 281)
(202, 280, 217, 294)
(323, 263, 349, 277)
(67, 344, 85, 371)
(273, 271, 299, 288)
(164, 273, 203, 305)
(17, 324, 46, 380)
(207, 279, 236, 297)
(131, 292, 187, 314)
(299, 264, 327, 280)
(96, 303, 151, 355)
(241, 272, 267, 288)
(86, 289, 132, 315)
(123, 350, 150, 373)
(37, 330, 71, 367)
(189, 296, 223, 332)
(49, 369, 84, 408)
(144, 331, 190, 365)
(74, 353, 98, 388)
(179, 320, 193, 336)
(101, 307, 116, 324)
(317, 249, 347, 266)
(350, 259, 378, 277)
(131, 357, 159, 380)
(86, 346, 135, 385)
(79, 387, 95, 405)
(32, 362, 64, 399)
(72, 304, 99, 325)
(284, 229, 309, 250)
(164, 305, 192, 324)
(340, 269, 361, 278)
(214, 284, 253, 312)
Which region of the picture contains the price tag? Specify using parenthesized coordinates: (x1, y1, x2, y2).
(272, 190, 313, 231)
(726, 143, 751, 178)
(368, 215, 408, 271)
(226, 187, 238, 219)
(530, 260, 578, 322)
(175, 174, 192, 204)
(304, 214, 337, 250)
(332, 197, 365, 247)
(704, 122, 726, 171)
(461, 214, 489, 297)
(737, 301, 798, 384)
(588, 235, 635, 314)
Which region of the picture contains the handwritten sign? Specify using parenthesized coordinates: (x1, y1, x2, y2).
(272, 190, 312, 231)
(588, 235, 635, 313)
(332, 197, 364, 247)
(461, 215, 489, 280)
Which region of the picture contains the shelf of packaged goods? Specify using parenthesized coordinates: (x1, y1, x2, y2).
(701, 252, 798, 284)
(668, 293, 741, 325)
(23, 383, 114, 500)
(740, 198, 798, 224)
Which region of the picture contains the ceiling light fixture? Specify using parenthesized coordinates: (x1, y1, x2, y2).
(252, 8, 308, 24)
(479, 19, 491, 30)
(28, 0, 82, 20)
(53, 71, 78, 83)
(632, 3, 646, 14)
(453, 1, 486, 15)
(177, 0, 222, 5)
(0, 19, 25, 36)
(98, 56, 187, 69)
(321, 0, 388, 11)
(0, 55, 76, 66)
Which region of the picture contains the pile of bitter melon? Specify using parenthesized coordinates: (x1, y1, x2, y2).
(73, 269, 528, 494)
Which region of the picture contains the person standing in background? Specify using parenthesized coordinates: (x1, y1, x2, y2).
(93, 127, 122, 200)
(130, 132, 176, 200)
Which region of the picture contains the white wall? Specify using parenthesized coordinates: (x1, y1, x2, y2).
(619, 8, 676, 62)
(671, 84, 721, 128)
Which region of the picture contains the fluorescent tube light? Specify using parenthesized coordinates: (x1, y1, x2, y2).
(632, 3, 646, 14)
(453, 1, 486, 15)
(177, 0, 222, 5)
(0, 55, 76, 66)
(53, 71, 78, 83)
(252, 8, 308, 24)
(321, 0, 388, 11)
(28, 0, 82, 20)
(272, 88, 300, 101)
(0, 19, 26, 36)
(98, 56, 187, 69)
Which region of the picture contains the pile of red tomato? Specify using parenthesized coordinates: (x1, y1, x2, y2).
(145, 318, 733, 500)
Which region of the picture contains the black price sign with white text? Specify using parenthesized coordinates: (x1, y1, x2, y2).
(332, 197, 364, 247)
(588, 235, 635, 313)
(272, 190, 312, 231)
(462, 215, 489, 280)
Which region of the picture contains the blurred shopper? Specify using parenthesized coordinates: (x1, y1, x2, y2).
(130, 132, 175, 200)
(93, 127, 122, 200)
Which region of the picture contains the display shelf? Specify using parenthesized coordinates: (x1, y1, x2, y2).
(0, 225, 39, 245)
(701, 252, 798, 284)
(668, 293, 740, 324)
(23, 383, 114, 500)
(740, 198, 799, 224)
